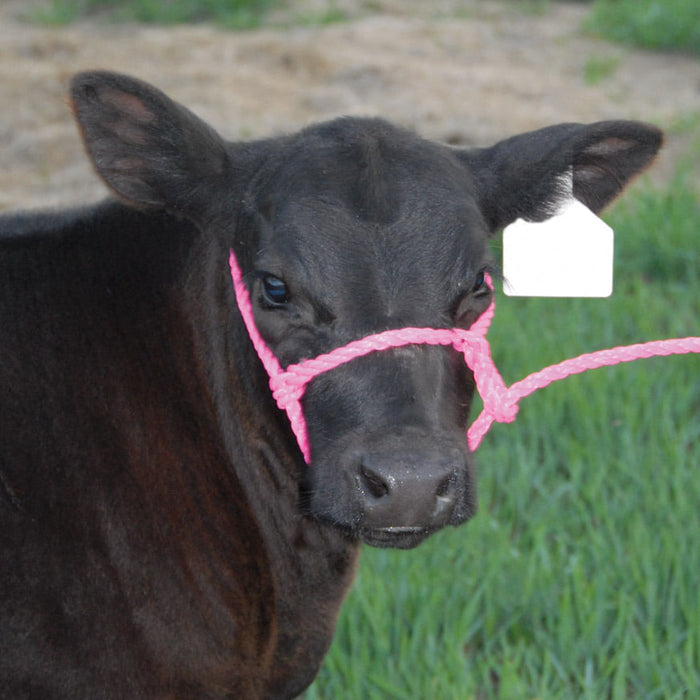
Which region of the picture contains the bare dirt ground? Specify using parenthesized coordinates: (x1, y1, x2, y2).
(1, 0, 698, 213)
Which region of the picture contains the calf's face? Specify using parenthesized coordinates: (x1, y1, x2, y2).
(245, 126, 492, 547)
(71, 71, 663, 549)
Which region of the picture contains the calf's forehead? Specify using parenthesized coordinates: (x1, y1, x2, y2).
(253, 125, 490, 291)
(265, 196, 487, 272)
(272, 121, 477, 208)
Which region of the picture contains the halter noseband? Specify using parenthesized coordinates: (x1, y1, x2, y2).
(229, 249, 700, 465)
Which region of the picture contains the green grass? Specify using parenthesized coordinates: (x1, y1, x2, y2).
(28, 0, 282, 28)
(304, 178, 700, 698)
(582, 54, 620, 85)
(25, 0, 700, 59)
(586, 0, 700, 56)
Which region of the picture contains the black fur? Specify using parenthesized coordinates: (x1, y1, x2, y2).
(0, 71, 662, 697)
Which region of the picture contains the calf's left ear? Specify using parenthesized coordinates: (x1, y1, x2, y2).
(71, 71, 232, 219)
(458, 120, 663, 233)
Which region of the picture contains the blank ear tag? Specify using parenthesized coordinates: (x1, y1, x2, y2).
(502, 198, 614, 297)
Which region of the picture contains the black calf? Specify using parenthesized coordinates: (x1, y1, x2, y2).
(0, 71, 661, 697)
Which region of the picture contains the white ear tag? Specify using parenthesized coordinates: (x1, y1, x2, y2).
(502, 198, 614, 297)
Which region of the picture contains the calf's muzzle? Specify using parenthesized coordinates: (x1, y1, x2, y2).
(356, 436, 466, 531)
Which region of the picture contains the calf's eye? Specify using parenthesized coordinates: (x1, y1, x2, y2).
(473, 269, 486, 292)
(261, 274, 289, 307)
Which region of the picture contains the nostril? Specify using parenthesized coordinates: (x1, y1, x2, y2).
(360, 464, 390, 500)
(436, 470, 458, 499)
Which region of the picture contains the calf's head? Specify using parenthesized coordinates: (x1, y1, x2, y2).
(71, 71, 662, 549)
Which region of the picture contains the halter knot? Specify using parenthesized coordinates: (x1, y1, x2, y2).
(484, 398, 519, 424)
(269, 373, 305, 410)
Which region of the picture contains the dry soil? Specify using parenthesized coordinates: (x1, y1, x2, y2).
(1, 0, 699, 212)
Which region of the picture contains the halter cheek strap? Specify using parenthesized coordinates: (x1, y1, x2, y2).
(229, 250, 700, 465)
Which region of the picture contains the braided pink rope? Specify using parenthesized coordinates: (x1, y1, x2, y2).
(229, 250, 700, 463)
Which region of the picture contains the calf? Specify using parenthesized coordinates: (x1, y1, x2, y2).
(0, 71, 661, 698)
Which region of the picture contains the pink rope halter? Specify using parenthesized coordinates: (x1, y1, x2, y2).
(229, 250, 700, 464)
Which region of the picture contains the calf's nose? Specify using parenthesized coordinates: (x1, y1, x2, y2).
(357, 447, 464, 529)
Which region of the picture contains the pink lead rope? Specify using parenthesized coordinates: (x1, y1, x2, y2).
(229, 250, 700, 464)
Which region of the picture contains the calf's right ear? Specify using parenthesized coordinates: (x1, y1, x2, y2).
(458, 120, 663, 233)
(71, 71, 231, 219)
